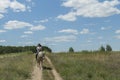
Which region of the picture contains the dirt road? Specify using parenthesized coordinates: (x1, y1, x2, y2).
(31, 64, 43, 80)
(31, 56, 63, 80)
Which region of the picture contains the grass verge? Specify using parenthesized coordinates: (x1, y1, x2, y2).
(48, 52, 120, 80)
(0, 52, 34, 80)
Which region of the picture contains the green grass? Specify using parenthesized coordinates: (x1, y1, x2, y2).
(48, 52, 120, 80)
(0, 52, 34, 80)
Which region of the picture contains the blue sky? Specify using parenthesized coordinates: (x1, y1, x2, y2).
(0, 0, 120, 52)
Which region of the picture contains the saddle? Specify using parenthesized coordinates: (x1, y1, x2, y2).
(37, 51, 45, 58)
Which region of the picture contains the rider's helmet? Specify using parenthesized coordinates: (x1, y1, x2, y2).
(37, 43, 41, 47)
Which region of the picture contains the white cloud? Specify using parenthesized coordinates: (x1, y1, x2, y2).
(84, 23, 97, 26)
(0, 0, 31, 19)
(87, 40, 92, 43)
(26, 0, 32, 2)
(4, 20, 32, 30)
(99, 41, 106, 45)
(0, 0, 26, 12)
(0, 0, 10, 13)
(39, 19, 48, 23)
(101, 27, 106, 30)
(30, 25, 46, 31)
(101, 26, 111, 30)
(113, 29, 120, 39)
(34, 19, 49, 23)
(0, 14, 4, 19)
(58, 29, 78, 35)
(10, 0, 26, 12)
(98, 36, 103, 39)
(115, 30, 120, 34)
(24, 31, 33, 34)
(27, 6, 32, 12)
(57, 12, 76, 21)
(21, 35, 28, 38)
(80, 28, 89, 34)
(0, 30, 6, 33)
(0, 40, 6, 43)
(4, 20, 46, 32)
(115, 35, 120, 39)
(58, 0, 120, 21)
(45, 35, 76, 42)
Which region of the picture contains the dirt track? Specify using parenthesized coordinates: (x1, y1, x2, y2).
(32, 56, 63, 80)
(32, 64, 43, 80)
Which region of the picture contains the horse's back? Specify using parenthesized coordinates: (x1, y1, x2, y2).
(38, 52, 44, 57)
(37, 52, 45, 62)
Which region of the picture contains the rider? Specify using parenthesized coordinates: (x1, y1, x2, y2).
(36, 43, 43, 60)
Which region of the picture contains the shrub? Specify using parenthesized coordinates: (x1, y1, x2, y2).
(69, 47, 74, 53)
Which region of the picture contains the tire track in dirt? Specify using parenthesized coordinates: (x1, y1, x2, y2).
(46, 56, 63, 80)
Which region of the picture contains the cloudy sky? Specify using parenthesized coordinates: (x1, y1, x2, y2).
(0, 0, 120, 52)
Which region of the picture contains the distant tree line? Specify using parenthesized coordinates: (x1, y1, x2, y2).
(68, 44, 112, 53)
(0, 45, 52, 54)
(69, 47, 74, 53)
(99, 44, 112, 52)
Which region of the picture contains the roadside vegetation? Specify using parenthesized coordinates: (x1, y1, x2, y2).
(48, 52, 120, 80)
(0, 45, 52, 54)
(0, 52, 34, 80)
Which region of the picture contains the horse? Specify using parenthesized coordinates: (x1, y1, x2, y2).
(37, 51, 45, 70)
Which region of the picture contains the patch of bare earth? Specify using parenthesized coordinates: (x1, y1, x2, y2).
(46, 56, 63, 80)
(31, 56, 63, 80)
(31, 64, 43, 80)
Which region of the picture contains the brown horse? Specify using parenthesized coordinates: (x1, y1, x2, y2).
(37, 51, 45, 70)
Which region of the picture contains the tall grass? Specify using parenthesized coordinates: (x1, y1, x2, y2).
(48, 52, 120, 80)
(0, 52, 34, 80)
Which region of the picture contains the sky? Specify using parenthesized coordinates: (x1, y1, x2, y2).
(0, 0, 120, 52)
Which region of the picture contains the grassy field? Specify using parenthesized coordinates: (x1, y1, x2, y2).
(0, 52, 34, 80)
(1, 51, 120, 80)
(48, 52, 120, 80)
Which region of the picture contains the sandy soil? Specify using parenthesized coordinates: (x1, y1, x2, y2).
(31, 64, 43, 80)
(31, 56, 63, 80)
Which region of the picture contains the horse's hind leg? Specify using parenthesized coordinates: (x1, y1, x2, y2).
(40, 60, 43, 70)
(37, 61, 40, 67)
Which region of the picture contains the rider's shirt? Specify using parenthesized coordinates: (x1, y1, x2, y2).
(36, 46, 42, 54)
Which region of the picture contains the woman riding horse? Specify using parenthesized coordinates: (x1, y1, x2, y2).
(36, 43, 45, 70)
(36, 43, 42, 60)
